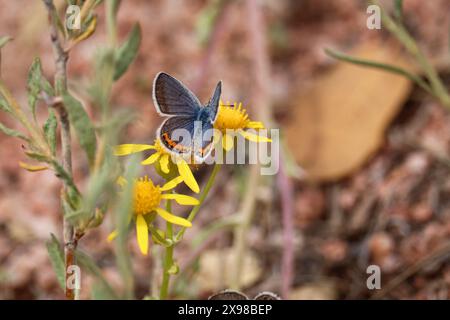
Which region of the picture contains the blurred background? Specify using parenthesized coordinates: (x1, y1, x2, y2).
(1, 0, 450, 299)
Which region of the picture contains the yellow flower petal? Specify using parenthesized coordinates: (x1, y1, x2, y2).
(136, 214, 149, 255)
(212, 130, 222, 145)
(116, 176, 128, 187)
(155, 208, 192, 227)
(160, 154, 170, 174)
(247, 121, 264, 129)
(222, 133, 234, 151)
(114, 144, 155, 156)
(141, 152, 160, 165)
(160, 176, 184, 191)
(161, 193, 199, 205)
(239, 130, 272, 142)
(176, 160, 200, 194)
(107, 230, 118, 242)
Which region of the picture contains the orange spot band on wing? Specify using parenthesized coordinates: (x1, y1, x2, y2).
(199, 142, 213, 156)
(162, 132, 190, 152)
(163, 132, 213, 156)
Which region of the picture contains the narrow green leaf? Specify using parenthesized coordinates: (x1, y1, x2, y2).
(324, 48, 433, 94)
(82, 156, 117, 217)
(46, 234, 65, 290)
(75, 250, 118, 299)
(76, 109, 132, 224)
(90, 49, 115, 112)
(394, 0, 403, 21)
(114, 23, 141, 80)
(0, 36, 11, 49)
(26, 57, 54, 118)
(113, 156, 139, 299)
(50, 159, 80, 196)
(62, 93, 97, 166)
(94, 0, 104, 7)
(82, 110, 132, 212)
(43, 110, 57, 155)
(41, 77, 55, 97)
(0, 96, 12, 114)
(24, 150, 50, 162)
(111, 0, 121, 16)
(0, 122, 28, 141)
(195, 0, 227, 45)
(27, 58, 43, 117)
(61, 196, 79, 219)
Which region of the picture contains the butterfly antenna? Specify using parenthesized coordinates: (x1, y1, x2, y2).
(222, 102, 234, 108)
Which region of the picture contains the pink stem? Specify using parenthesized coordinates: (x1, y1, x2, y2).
(246, 0, 294, 298)
(277, 155, 295, 299)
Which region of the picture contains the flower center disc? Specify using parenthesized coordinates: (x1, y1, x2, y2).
(133, 176, 161, 216)
(215, 103, 249, 131)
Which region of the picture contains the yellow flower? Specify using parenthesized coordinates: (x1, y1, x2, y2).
(114, 139, 200, 194)
(108, 175, 198, 255)
(214, 101, 271, 151)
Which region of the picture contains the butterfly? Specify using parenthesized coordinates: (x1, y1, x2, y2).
(208, 289, 281, 300)
(152, 72, 222, 163)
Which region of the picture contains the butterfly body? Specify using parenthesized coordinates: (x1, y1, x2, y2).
(152, 72, 221, 162)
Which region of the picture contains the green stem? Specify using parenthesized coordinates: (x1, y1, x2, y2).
(105, 0, 119, 47)
(324, 48, 433, 95)
(80, 0, 96, 23)
(160, 198, 173, 299)
(175, 163, 222, 241)
(43, 0, 79, 300)
(371, 0, 450, 109)
(148, 224, 172, 246)
(191, 215, 239, 248)
(160, 163, 222, 298)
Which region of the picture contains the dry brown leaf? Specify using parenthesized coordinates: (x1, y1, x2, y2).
(285, 41, 414, 181)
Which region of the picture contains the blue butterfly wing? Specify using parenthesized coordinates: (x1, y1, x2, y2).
(153, 72, 222, 161)
(158, 116, 196, 155)
(153, 72, 201, 116)
(159, 117, 215, 160)
(193, 82, 221, 159)
(204, 81, 222, 122)
(193, 120, 215, 160)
